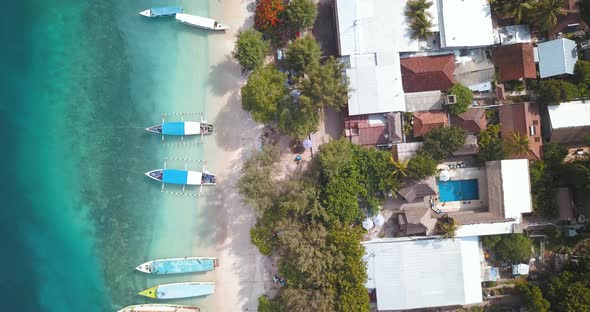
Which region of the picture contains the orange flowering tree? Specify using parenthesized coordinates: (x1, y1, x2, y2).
(254, 0, 284, 33)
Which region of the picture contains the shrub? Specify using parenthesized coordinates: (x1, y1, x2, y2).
(422, 126, 468, 161)
(241, 65, 288, 123)
(284, 0, 318, 30)
(285, 36, 321, 75)
(407, 152, 437, 180)
(232, 30, 270, 73)
(537, 79, 578, 105)
(446, 83, 473, 115)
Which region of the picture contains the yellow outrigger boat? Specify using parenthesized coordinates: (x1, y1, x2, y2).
(139, 282, 215, 299)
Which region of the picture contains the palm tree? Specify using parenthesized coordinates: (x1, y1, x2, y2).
(409, 12, 434, 39)
(436, 216, 458, 240)
(504, 131, 531, 157)
(405, 0, 433, 19)
(528, 0, 566, 31)
(502, 0, 533, 24)
(388, 156, 410, 177)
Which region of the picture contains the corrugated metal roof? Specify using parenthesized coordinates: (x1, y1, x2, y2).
(538, 38, 578, 78)
(363, 237, 483, 310)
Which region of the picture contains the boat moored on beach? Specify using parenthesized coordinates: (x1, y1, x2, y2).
(118, 304, 200, 312)
(175, 13, 229, 30)
(145, 168, 216, 186)
(139, 7, 182, 18)
(139, 282, 215, 299)
(145, 121, 213, 136)
(136, 257, 218, 274)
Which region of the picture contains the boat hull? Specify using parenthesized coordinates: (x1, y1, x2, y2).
(175, 13, 228, 31)
(118, 304, 200, 312)
(139, 282, 215, 299)
(139, 7, 182, 17)
(136, 257, 218, 274)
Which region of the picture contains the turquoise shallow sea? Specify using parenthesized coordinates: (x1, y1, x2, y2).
(0, 1, 213, 310)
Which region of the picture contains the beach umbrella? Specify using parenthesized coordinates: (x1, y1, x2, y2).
(302, 139, 313, 150)
(373, 214, 385, 226)
(362, 218, 374, 231)
(439, 169, 451, 182)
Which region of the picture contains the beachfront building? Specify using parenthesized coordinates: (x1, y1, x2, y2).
(537, 38, 578, 78)
(395, 159, 533, 237)
(363, 236, 483, 311)
(547, 100, 590, 146)
(334, 0, 496, 117)
(499, 102, 543, 160)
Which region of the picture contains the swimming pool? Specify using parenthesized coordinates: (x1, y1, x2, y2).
(438, 179, 479, 202)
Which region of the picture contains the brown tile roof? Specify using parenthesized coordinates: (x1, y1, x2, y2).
(400, 55, 455, 93)
(450, 108, 487, 133)
(493, 43, 536, 82)
(412, 110, 449, 137)
(398, 178, 437, 203)
(344, 114, 404, 147)
(550, 125, 590, 146)
(499, 102, 543, 160)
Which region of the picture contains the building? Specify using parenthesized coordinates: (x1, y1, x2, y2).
(400, 54, 455, 93)
(493, 43, 536, 82)
(363, 236, 483, 311)
(344, 113, 403, 147)
(450, 108, 487, 134)
(412, 110, 449, 137)
(537, 38, 578, 78)
(547, 100, 590, 146)
(499, 102, 543, 160)
(498, 25, 532, 46)
(439, 0, 495, 48)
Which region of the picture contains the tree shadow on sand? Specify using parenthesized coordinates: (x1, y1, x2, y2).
(213, 91, 261, 152)
(208, 54, 244, 96)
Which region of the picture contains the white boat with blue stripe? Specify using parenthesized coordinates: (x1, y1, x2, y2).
(136, 257, 218, 274)
(139, 7, 182, 18)
(147, 114, 213, 144)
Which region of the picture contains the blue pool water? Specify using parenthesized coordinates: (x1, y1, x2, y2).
(438, 179, 479, 202)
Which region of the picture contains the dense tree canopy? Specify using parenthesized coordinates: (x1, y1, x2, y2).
(241, 65, 288, 123)
(488, 234, 533, 262)
(503, 131, 531, 158)
(300, 57, 349, 111)
(284, 0, 318, 30)
(537, 79, 578, 105)
(277, 95, 320, 139)
(477, 124, 505, 163)
(517, 283, 550, 312)
(422, 126, 468, 161)
(407, 152, 437, 180)
(232, 30, 270, 73)
(575, 60, 590, 97)
(547, 271, 590, 312)
(254, 0, 284, 33)
(446, 83, 473, 115)
(528, 0, 567, 31)
(285, 36, 321, 75)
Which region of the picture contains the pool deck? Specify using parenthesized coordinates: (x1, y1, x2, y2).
(435, 167, 488, 213)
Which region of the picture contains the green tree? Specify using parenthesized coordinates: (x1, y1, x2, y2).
(238, 144, 281, 214)
(547, 271, 590, 312)
(241, 65, 288, 123)
(482, 235, 502, 249)
(232, 30, 270, 73)
(517, 283, 550, 312)
(259, 295, 285, 312)
(543, 141, 567, 169)
(277, 95, 320, 139)
(408, 12, 434, 39)
(477, 124, 506, 163)
(502, 0, 533, 23)
(528, 0, 567, 31)
(575, 60, 590, 97)
(284, 0, 318, 30)
(407, 152, 437, 180)
(300, 57, 349, 111)
(405, 0, 433, 18)
(493, 234, 533, 262)
(422, 126, 468, 161)
(250, 221, 276, 256)
(388, 157, 410, 178)
(285, 36, 321, 74)
(446, 83, 473, 115)
(537, 79, 579, 105)
(503, 131, 531, 158)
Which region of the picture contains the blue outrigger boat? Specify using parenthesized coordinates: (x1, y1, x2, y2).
(136, 257, 218, 274)
(139, 7, 182, 18)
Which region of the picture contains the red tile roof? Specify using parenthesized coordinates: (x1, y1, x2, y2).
(493, 43, 536, 82)
(400, 55, 455, 93)
(412, 110, 449, 137)
(499, 102, 543, 160)
(344, 115, 388, 146)
(450, 108, 487, 133)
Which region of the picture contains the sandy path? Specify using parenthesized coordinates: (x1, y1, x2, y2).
(205, 1, 272, 311)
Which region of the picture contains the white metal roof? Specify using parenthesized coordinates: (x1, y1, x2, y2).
(439, 0, 495, 48)
(456, 221, 516, 237)
(498, 25, 532, 46)
(538, 38, 578, 78)
(363, 236, 483, 311)
(501, 159, 533, 220)
(346, 53, 406, 115)
(548, 100, 590, 129)
(336, 0, 439, 56)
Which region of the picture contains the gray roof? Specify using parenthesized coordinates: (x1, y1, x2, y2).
(398, 177, 437, 203)
(538, 38, 578, 78)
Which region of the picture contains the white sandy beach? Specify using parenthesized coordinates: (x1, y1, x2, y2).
(206, 1, 272, 311)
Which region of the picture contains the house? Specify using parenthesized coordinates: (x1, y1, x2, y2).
(334, 0, 495, 116)
(363, 236, 483, 311)
(344, 113, 403, 147)
(400, 55, 455, 93)
(405, 91, 446, 112)
(396, 203, 437, 236)
(499, 102, 543, 160)
(450, 108, 487, 133)
(547, 100, 590, 146)
(398, 177, 437, 203)
(412, 110, 449, 137)
(498, 25, 532, 46)
(537, 38, 578, 78)
(493, 43, 536, 82)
